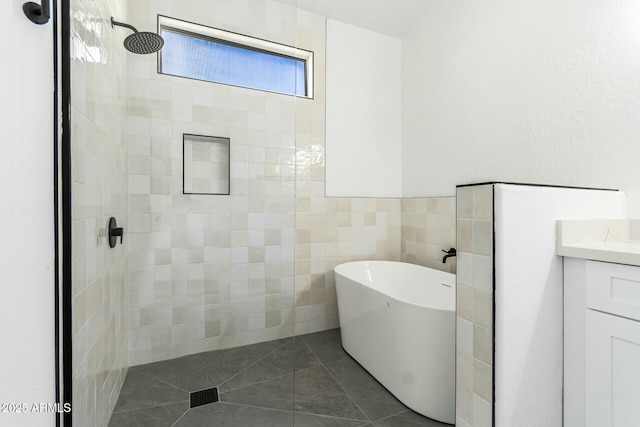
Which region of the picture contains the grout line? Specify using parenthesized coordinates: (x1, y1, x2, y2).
(170, 406, 190, 427)
(372, 409, 409, 422)
(218, 357, 325, 394)
(319, 362, 372, 423)
(142, 337, 292, 395)
(215, 338, 293, 389)
(219, 333, 370, 422)
(129, 367, 193, 394)
(219, 371, 293, 394)
(111, 398, 190, 416)
(214, 400, 369, 423)
(293, 407, 371, 424)
(217, 400, 296, 414)
(300, 337, 372, 423)
(307, 336, 438, 424)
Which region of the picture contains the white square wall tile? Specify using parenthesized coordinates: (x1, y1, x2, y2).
(473, 185, 493, 220)
(473, 395, 493, 427)
(249, 313, 266, 330)
(456, 386, 474, 423)
(457, 187, 474, 219)
(457, 351, 474, 391)
(457, 252, 473, 286)
(231, 247, 249, 264)
(129, 175, 151, 194)
(457, 317, 474, 356)
(129, 214, 151, 233)
(472, 255, 493, 293)
(473, 220, 493, 256)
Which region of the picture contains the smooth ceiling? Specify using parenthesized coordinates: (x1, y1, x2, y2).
(278, 0, 430, 37)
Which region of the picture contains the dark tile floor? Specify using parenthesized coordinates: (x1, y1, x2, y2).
(109, 329, 452, 426)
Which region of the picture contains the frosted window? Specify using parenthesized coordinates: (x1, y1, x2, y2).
(159, 22, 310, 97)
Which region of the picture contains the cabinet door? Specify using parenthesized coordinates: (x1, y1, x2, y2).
(586, 261, 640, 322)
(586, 310, 640, 427)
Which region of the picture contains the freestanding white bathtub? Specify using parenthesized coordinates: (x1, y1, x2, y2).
(334, 261, 456, 424)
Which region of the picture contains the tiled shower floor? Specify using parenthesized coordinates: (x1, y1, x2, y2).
(109, 329, 451, 426)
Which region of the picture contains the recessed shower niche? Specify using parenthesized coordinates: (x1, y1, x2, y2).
(183, 134, 230, 195)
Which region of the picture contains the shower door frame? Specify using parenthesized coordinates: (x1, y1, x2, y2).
(57, 0, 73, 425)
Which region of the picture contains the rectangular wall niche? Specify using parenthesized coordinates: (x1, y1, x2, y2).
(183, 134, 230, 195)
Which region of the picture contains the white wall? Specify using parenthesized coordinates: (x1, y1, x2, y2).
(494, 184, 626, 427)
(402, 0, 640, 215)
(0, 1, 55, 426)
(326, 19, 402, 198)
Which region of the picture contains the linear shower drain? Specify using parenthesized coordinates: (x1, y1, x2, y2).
(190, 387, 219, 408)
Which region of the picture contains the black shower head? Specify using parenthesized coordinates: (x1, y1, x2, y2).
(123, 31, 165, 55)
(111, 17, 164, 54)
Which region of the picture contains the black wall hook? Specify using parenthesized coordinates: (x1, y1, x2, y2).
(23, 0, 50, 25)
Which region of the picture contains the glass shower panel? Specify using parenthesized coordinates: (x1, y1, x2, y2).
(69, 0, 130, 425)
(121, 0, 299, 425)
(70, 0, 299, 425)
(290, 5, 342, 424)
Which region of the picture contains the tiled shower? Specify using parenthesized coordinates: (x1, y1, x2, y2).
(70, 0, 457, 425)
(70, 0, 129, 424)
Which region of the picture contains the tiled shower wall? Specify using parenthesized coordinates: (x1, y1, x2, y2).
(122, 0, 457, 366)
(456, 185, 494, 427)
(401, 197, 456, 273)
(125, 0, 303, 365)
(123, 0, 400, 364)
(294, 197, 401, 335)
(70, 0, 129, 425)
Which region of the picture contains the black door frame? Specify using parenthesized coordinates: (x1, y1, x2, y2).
(55, 0, 73, 424)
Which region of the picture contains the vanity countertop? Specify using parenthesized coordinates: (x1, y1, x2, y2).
(556, 219, 640, 267)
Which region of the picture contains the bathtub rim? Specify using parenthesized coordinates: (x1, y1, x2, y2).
(334, 260, 455, 313)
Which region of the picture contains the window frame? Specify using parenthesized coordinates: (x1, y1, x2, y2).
(157, 15, 314, 99)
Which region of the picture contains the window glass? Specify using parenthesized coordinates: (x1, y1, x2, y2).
(159, 18, 312, 98)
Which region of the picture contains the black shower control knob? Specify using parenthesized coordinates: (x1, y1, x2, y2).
(108, 217, 124, 248)
(112, 227, 124, 242)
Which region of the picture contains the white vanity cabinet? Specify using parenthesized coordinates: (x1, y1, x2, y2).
(564, 258, 640, 427)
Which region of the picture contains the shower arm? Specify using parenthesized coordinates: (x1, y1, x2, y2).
(23, 0, 50, 25)
(111, 18, 139, 33)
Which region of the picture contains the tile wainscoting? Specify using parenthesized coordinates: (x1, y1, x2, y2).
(455, 185, 494, 427)
(401, 197, 456, 274)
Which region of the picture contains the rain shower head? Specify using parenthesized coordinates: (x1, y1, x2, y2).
(111, 17, 164, 54)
